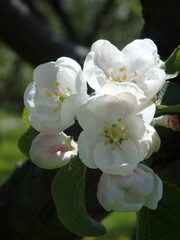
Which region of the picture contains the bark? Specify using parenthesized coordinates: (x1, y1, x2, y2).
(0, 0, 88, 66)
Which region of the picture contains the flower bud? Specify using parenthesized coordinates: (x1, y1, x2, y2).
(30, 132, 77, 169)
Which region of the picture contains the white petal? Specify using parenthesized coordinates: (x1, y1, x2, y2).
(138, 164, 163, 209)
(94, 140, 138, 175)
(33, 62, 58, 90)
(60, 93, 89, 129)
(122, 39, 158, 72)
(143, 124, 161, 159)
(77, 94, 127, 131)
(78, 131, 97, 169)
(97, 173, 125, 211)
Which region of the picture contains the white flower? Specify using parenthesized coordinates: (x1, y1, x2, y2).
(83, 39, 165, 99)
(24, 57, 88, 134)
(97, 164, 163, 212)
(30, 132, 77, 169)
(77, 84, 160, 176)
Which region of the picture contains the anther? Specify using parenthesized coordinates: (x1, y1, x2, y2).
(53, 81, 60, 88)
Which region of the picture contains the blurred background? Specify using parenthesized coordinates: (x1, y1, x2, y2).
(0, 0, 143, 239)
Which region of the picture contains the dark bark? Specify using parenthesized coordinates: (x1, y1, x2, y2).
(0, 0, 88, 66)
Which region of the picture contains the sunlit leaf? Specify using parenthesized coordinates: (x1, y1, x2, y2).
(165, 45, 180, 74)
(18, 127, 39, 157)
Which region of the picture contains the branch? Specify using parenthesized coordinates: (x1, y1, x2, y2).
(0, 0, 88, 66)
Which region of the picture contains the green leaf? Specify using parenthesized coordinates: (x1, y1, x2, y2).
(18, 127, 39, 157)
(22, 107, 30, 127)
(137, 182, 180, 240)
(161, 82, 180, 105)
(165, 45, 180, 74)
(156, 104, 180, 114)
(51, 157, 106, 237)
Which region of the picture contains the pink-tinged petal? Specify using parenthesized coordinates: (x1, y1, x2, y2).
(30, 133, 77, 169)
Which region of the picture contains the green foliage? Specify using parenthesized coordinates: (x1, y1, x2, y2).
(18, 127, 39, 158)
(156, 104, 180, 114)
(165, 45, 180, 74)
(22, 107, 30, 127)
(51, 157, 106, 237)
(137, 182, 180, 240)
(158, 82, 180, 106)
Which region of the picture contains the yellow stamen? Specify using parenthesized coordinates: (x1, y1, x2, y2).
(122, 74, 127, 80)
(108, 68, 113, 73)
(53, 107, 60, 112)
(119, 66, 126, 72)
(100, 73, 106, 79)
(54, 90, 61, 96)
(53, 81, 60, 88)
(46, 90, 52, 97)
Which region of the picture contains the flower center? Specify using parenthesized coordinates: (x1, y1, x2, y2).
(45, 81, 72, 112)
(100, 67, 138, 84)
(100, 119, 129, 151)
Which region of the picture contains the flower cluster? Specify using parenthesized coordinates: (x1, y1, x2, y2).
(24, 39, 165, 212)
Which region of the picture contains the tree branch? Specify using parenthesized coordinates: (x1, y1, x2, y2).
(0, 0, 88, 66)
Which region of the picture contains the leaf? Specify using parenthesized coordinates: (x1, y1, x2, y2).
(156, 104, 180, 114)
(160, 82, 180, 105)
(22, 107, 30, 127)
(18, 127, 39, 157)
(137, 182, 180, 240)
(165, 45, 180, 74)
(51, 157, 106, 237)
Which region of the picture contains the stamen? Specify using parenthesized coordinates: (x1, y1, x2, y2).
(100, 120, 129, 151)
(100, 73, 106, 79)
(108, 68, 113, 73)
(119, 66, 126, 72)
(53, 81, 60, 88)
(53, 107, 60, 112)
(122, 74, 127, 80)
(46, 90, 52, 97)
(54, 90, 61, 96)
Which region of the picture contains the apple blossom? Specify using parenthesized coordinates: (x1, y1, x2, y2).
(83, 39, 165, 99)
(77, 84, 160, 176)
(152, 114, 180, 131)
(30, 132, 77, 169)
(24, 57, 88, 134)
(97, 164, 163, 212)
